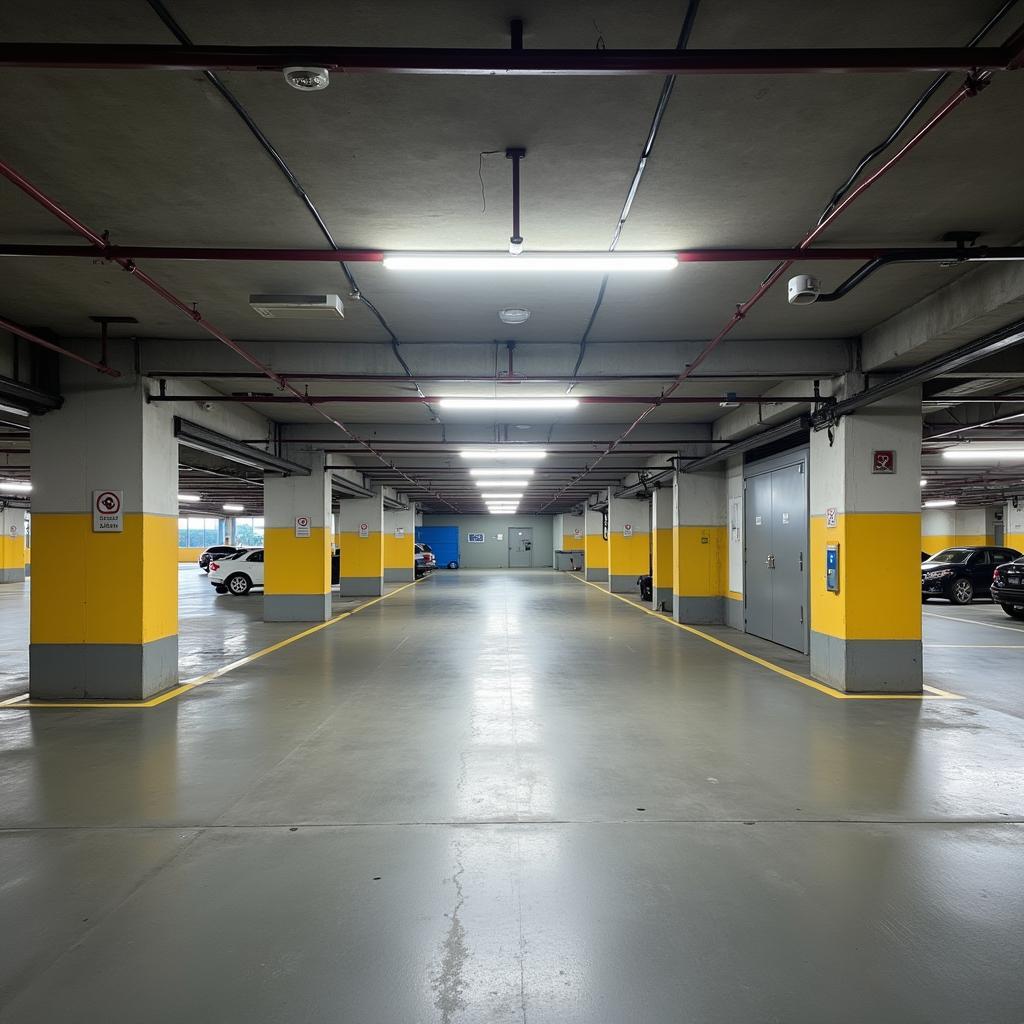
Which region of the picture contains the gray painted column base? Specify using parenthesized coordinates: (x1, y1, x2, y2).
(384, 568, 414, 583)
(810, 632, 922, 693)
(339, 577, 384, 597)
(0, 567, 26, 584)
(609, 573, 640, 593)
(264, 593, 332, 622)
(30, 635, 178, 700)
(584, 568, 608, 583)
(653, 586, 672, 611)
(673, 595, 724, 625)
(725, 596, 744, 631)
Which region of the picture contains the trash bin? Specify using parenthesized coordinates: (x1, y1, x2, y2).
(555, 550, 583, 571)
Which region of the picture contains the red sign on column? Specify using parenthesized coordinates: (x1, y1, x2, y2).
(872, 450, 896, 474)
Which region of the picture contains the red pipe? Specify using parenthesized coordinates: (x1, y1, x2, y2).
(0, 160, 457, 510)
(0, 315, 120, 378)
(0, 43, 1014, 75)
(542, 74, 989, 509)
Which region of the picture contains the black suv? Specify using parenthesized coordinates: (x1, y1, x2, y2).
(198, 545, 239, 572)
(922, 546, 1023, 605)
(991, 557, 1024, 620)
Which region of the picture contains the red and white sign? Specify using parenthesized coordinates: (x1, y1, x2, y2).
(825, 507, 838, 529)
(623, 523, 633, 538)
(92, 490, 123, 533)
(358, 522, 369, 538)
(872, 450, 896, 474)
(294, 515, 311, 538)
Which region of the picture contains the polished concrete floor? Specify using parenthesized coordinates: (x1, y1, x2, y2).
(1, 569, 1023, 1021)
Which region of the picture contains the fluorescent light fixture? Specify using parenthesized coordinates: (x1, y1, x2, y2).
(481, 493, 524, 499)
(222, 503, 245, 512)
(384, 253, 677, 273)
(440, 398, 578, 411)
(0, 480, 31, 493)
(178, 493, 201, 502)
(476, 480, 529, 489)
(942, 448, 1024, 461)
(0, 403, 29, 417)
(459, 449, 546, 460)
(920, 479, 927, 487)
(923, 499, 956, 508)
(489, 509, 517, 514)
(470, 468, 535, 477)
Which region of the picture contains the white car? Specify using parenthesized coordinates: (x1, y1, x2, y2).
(209, 548, 264, 595)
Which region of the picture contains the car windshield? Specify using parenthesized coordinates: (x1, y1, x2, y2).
(223, 549, 250, 561)
(928, 548, 972, 564)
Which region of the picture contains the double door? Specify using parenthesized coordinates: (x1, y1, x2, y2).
(744, 461, 807, 652)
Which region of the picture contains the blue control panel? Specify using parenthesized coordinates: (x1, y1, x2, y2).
(825, 543, 840, 593)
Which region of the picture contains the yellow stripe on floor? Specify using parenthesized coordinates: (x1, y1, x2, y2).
(0, 578, 423, 711)
(570, 575, 961, 702)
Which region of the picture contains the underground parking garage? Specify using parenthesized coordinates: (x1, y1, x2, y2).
(3, 1, 1024, 1019)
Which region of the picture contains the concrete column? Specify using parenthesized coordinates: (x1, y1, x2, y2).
(650, 486, 673, 610)
(551, 514, 562, 566)
(0, 507, 27, 583)
(383, 502, 415, 582)
(607, 491, 650, 593)
(338, 489, 384, 596)
(583, 501, 607, 582)
(264, 452, 332, 622)
(1007, 500, 1024, 552)
(561, 513, 584, 553)
(672, 468, 727, 624)
(809, 388, 922, 693)
(725, 457, 744, 630)
(29, 379, 178, 700)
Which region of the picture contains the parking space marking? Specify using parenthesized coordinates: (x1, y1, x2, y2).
(925, 643, 1024, 649)
(572, 575, 961, 701)
(0, 577, 425, 711)
(924, 612, 1024, 634)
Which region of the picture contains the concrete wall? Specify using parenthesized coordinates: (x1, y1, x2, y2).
(921, 508, 990, 553)
(420, 514, 554, 568)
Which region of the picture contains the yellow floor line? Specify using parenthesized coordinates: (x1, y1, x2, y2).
(570, 575, 961, 702)
(0, 578, 423, 711)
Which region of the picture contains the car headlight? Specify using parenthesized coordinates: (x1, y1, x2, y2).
(923, 569, 954, 580)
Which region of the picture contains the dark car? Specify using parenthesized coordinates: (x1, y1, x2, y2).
(991, 557, 1024, 620)
(198, 544, 238, 572)
(921, 546, 1023, 605)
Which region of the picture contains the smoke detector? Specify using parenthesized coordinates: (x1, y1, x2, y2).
(498, 307, 531, 325)
(283, 67, 330, 91)
(249, 294, 345, 319)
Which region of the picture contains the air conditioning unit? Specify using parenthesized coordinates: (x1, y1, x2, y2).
(248, 294, 345, 319)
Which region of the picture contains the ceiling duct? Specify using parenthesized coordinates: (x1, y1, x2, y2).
(248, 294, 345, 319)
(173, 417, 310, 476)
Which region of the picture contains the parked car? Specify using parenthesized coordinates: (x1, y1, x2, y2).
(921, 545, 1023, 605)
(199, 544, 238, 572)
(209, 548, 264, 595)
(415, 542, 435, 578)
(991, 557, 1024, 620)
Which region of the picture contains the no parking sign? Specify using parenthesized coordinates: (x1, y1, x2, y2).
(294, 515, 311, 538)
(92, 490, 123, 533)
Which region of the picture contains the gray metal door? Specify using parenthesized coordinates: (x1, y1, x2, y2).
(509, 528, 533, 568)
(744, 473, 774, 642)
(744, 461, 808, 652)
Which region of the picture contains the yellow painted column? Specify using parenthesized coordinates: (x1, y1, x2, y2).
(1007, 501, 1024, 552)
(29, 377, 178, 700)
(607, 490, 650, 593)
(339, 490, 384, 596)
(0, 508, 26, 583)
(650, 487, 673, 609)
(672, 469, 727, 624)
(383, 504, 415, 582)
(583, 503, 607, 583)
(809, 388, 922, 693)
(264, 452, 332, 622)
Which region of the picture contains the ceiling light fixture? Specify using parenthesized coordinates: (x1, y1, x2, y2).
(476, 480, 529, 488)
(923, 499, 957, 508)
(0, 480, 31, 492)
(469, 468, 536, 477)
(383, 254, 678, 273)
(442, 398, 578, 411)
(178, 493, 201, 502)
(222, 503, 245, 512)
(498, 307, 531, 325)
(920, 479, 927, 487)
(942, 448, 1024, 461)
(459, 449, 547, 460)
(0, 403, 29, 417)
(283, 66, 330, 91)
(480, 493, 524, 499)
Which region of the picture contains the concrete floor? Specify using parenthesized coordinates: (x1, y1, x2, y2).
(1, 569, 1023, 1021)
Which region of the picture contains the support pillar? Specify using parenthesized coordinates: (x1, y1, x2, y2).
(29, 379, 177, 700)
(339, 489, 384, 595)
(672, 469, 726, 624)
(264, 452, 331, 622)
(0, 507, 26, 583)
(608, 490, 650, 593)
(583, 501, 607, 582)
(809, 388, 922, 693)
(651, 486, 673, 610)
(1003, 500, 1024, 551)
(383, 501, 415, 582)
(561, 513, 584, 555)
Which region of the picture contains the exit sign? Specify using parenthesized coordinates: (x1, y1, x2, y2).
(872, 450, 896, 474)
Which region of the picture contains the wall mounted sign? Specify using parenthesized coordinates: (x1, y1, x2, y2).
(825, 507, 838, 528)
(623, 523, 633, 538)
(394, 526, 405, 538)
(872, 450, 896, 473)
(358, 522, 369, 538)
(467, 532, 485, 543)
(294, 515, 311, 538)
(92, 490, 123, 533)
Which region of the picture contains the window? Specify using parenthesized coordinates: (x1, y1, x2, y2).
(178, 517, 225, 548)
(246, 550, 264, 563)
(929, 548, 970, 564)
(233, 517, 264, 546)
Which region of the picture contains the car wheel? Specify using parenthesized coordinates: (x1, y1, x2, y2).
(1000, 603, 1024, 620)
(948, 577, 974, 605)
(226, 573, 252, 595)
(214, 584, 228, 594)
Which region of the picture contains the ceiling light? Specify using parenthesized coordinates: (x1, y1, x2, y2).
(476, 480, 529, 488)
(489, 509, 518, 514)
(480, 493, 524, 499)
(942, 448, 1024, 461)
(469, 468, 536, 477)
(0, 480, 31, 493)
(283, 66, 330, 91)
(920, 479, 927, 487)
(178, 493, 201, 502)
(924, 499, 956, 508)
(498, 307, 531, 324)
(459, 449, 547, 460)
(0, 403, 29, 417)
(440, 398, 578, 411)
(383, 254, 678, 273)
(222, 504, 245, 512)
